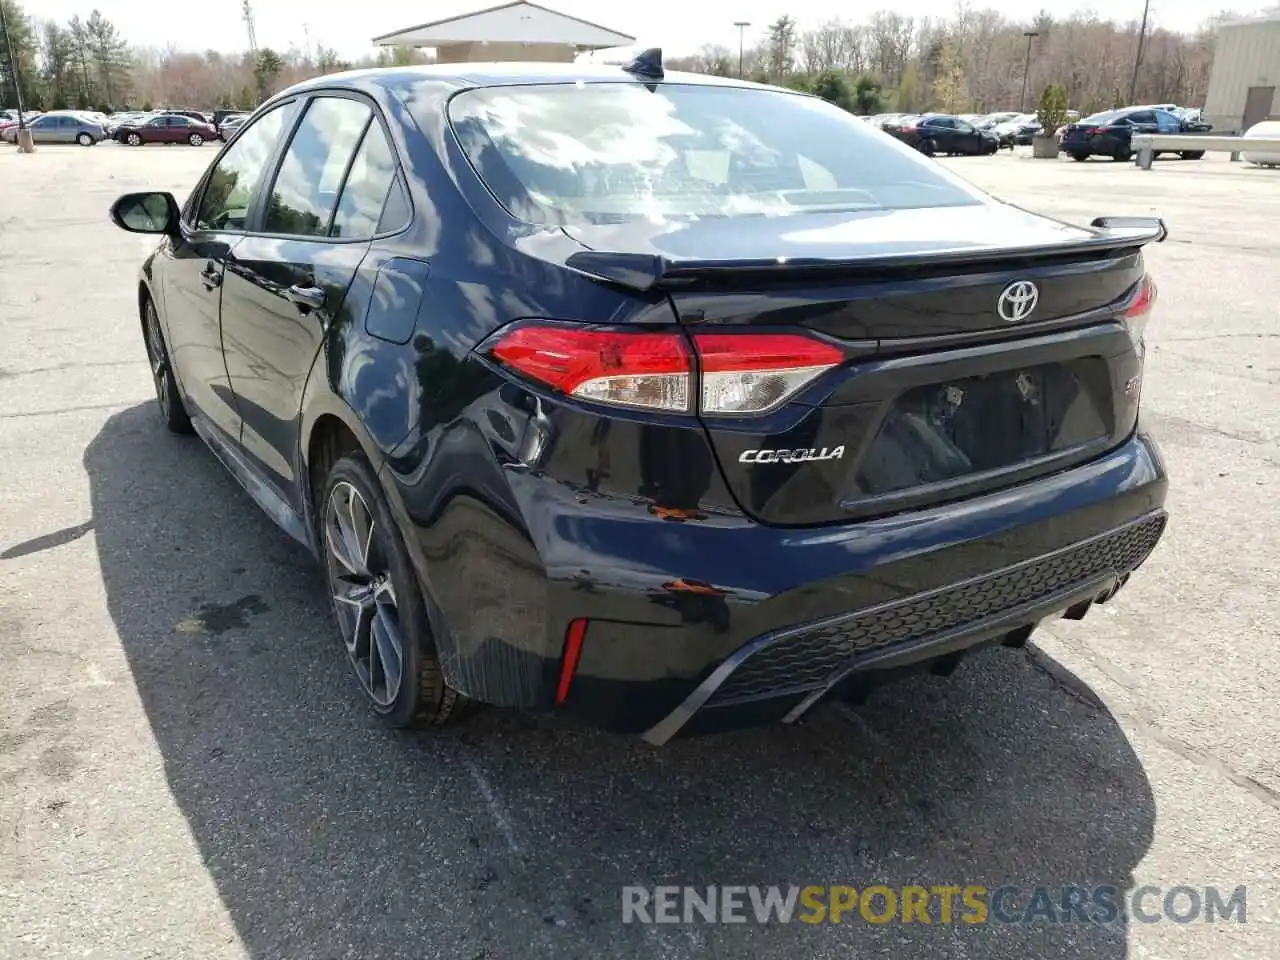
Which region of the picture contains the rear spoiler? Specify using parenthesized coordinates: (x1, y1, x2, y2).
(563, 216, 1168, 293)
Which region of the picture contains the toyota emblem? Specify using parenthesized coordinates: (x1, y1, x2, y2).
(997, 281, 1039, 322)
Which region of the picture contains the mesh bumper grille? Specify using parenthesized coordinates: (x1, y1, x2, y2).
(707, 513, 1166, 706)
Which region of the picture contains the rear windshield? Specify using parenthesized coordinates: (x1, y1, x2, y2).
(446, 82, 984, 226)
(1082, 111, 1119, 124)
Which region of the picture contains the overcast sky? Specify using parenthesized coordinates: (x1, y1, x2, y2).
(26, 0, 1219, 58)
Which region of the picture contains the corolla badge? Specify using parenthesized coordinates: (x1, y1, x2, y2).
(997, 280, 1039, 322)
(739, 446, 845, 464)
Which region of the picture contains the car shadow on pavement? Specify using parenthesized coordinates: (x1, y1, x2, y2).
(86, 403, 1155, 960)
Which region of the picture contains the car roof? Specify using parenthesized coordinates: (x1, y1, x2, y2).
(273, 61, 793, 102)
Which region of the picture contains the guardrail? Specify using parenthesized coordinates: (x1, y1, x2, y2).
(1130, 133, 1280, 169)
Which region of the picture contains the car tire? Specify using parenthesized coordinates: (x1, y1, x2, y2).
(919, 139, 936, 157)
(188, 133, 204, 147)
(126, 132, 142, 147)
(76, 132, 93, 146)
(142, 296, 192, 434)
(1179, 150, 1205, 160)
(1111, 146, 1131, 162)
(1069, 152, 1089, 162)
(320, 453, 467, 729)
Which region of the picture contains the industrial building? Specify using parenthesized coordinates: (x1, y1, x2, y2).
(371, 0, 634, 64)
(1203, 8, 1280, 133)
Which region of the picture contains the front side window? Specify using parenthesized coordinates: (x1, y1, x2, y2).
(263, 96, 371, 237)
(446, 83, 984, 226)
(194, 102, 292, 232)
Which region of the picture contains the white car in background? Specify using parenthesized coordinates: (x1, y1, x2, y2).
(1241, 120, 1280, 167)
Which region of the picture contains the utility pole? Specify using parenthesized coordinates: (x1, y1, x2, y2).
(1128, 0, 1151, 105)
(242, 0, 258, 57)
(733, 21, 750, 79)
(0, 0, 33, 152)
(1019, 31, 1039, 114)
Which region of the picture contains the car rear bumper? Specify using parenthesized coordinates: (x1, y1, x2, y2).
(643, 508, 1163, 742)
(394, 431, 1168, 739)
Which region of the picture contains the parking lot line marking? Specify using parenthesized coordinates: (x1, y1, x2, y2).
(465, 756, 522, 855)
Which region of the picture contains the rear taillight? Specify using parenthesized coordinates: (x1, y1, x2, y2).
(693, 333, 845, 414)
(485, 324, 845, 416)
(1123, 274, 1156, 342)
(488, 325, 691, 412)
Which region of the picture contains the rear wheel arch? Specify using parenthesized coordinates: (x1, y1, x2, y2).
(304, 413, 365, 540)
(300, 403, 403, 535)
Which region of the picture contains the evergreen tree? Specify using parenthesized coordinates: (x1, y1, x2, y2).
(68, 15, 95, 106)
(253, 48, 283, 102)
(809, 70, 854, 112)
(853, 75, 885, 115)
(765, 16, 798, 79)
(0, 0, 40, 110)
(40, 21, 76, 108)
(85, 9, 132, 108)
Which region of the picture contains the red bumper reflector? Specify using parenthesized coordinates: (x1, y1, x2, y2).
(555, 618, 589, 705)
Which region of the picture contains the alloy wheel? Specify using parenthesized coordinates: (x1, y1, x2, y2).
(143, 302, 171, 418)
(189, 134, 203, 146)
(128, 133, 142, 146)
(324, 481, 405, 709)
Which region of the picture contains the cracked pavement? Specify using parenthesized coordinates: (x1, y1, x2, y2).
(1, 144, 1277, 959)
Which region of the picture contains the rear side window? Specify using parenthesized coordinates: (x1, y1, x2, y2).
(330, 122, 402, 238)
(446, 83, 983, 226)
(263, 96, 371, 237)
(195, 102, 292, 232)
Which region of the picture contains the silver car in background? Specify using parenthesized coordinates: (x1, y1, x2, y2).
(3, 112, 106, 146)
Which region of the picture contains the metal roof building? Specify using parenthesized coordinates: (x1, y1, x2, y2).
(371, 1, 635, 64)
(1203, 8, 1280, 133)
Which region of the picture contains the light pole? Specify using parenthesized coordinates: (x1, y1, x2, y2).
(1019, 30, 1039, 114)
(1129, 0, 1152, 104)
(0, 0, 33, 152)
(733, 21, 750, 79)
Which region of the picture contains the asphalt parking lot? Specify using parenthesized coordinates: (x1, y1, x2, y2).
(1, 143, 1277, 960)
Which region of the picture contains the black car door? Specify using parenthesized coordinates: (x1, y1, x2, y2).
(1120, 110, 1158, 151)
(954, 119, 980, 153)
(934, 117, 961, 151)
(219, 93, 403, 504)
(160, 100, 297, 441)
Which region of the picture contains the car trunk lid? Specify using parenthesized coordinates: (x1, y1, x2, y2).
(562, 206, 1164, 526)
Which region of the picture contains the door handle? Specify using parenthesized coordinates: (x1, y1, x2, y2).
(199, 262, 221, 290)
(286, 283, 326, 312)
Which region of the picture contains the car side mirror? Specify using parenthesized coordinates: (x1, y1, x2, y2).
(110, 191, 179, 235)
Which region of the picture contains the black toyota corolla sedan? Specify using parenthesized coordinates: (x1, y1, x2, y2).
(108, 53, 1169, 743)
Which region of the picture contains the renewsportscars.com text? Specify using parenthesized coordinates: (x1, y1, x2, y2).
(621, 884, 1247, 926)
